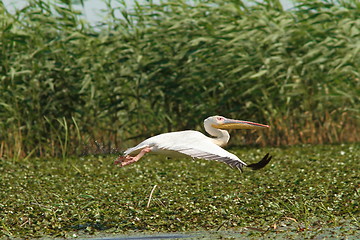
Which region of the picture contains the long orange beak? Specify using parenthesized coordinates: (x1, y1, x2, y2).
(212, 118, 269, 130)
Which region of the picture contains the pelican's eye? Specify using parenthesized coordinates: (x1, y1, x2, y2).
(216, 117, 224, 122)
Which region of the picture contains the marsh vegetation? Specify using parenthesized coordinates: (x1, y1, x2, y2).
(1, 144, 359, 238)
(0, 0, 359, 159)
(0, 0, 360, 238)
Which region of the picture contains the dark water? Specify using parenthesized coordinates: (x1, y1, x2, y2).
(85, 233, 194, 240)
(80, 227, 360, 240)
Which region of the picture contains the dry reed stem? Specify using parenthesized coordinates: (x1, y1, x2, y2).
(147, 185, 158, 208)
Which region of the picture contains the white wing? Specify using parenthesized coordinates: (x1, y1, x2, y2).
(124, 130, 247, 170)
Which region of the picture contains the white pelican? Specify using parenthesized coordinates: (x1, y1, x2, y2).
(115, 116, 272, 172)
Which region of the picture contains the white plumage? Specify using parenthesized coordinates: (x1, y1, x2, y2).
(124, 130, 247, 170)
(115, 116, 272, 171)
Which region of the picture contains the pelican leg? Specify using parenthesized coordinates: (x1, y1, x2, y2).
(115, 147, 152, 167)
(114, 155, 132, 166)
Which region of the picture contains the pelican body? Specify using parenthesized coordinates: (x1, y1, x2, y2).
(115, 116, 272, 171)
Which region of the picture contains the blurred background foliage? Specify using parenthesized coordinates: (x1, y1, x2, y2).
(0, 0, 359, 159)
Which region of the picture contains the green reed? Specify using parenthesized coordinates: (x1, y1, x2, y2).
(0, 0, 359, 158)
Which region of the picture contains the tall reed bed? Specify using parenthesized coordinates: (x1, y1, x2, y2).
(0, 0, 359, 158)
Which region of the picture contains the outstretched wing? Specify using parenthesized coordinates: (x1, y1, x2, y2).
(141, 130, 248, 171)
(123, 131, 272, 171)
(172, 145, 247, 171)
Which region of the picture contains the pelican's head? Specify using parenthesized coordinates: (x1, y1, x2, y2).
(204, 115, 269, 130)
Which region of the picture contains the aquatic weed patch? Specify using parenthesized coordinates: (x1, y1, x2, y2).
(0, 144, 359, 238)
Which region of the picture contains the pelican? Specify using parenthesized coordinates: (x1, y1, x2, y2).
(115, 116, 272, 172)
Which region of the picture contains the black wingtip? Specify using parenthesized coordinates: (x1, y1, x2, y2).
(246, 153, 272, 170)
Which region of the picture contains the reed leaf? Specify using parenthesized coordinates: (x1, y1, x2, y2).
(0, 0, 359, 158)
